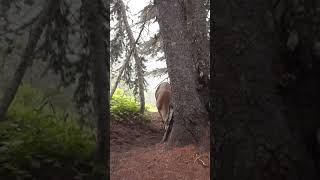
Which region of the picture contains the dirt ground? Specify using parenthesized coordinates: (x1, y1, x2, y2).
(110, 113, 210, 180)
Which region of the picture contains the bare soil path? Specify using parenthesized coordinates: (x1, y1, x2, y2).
(110, 113, 210, 180)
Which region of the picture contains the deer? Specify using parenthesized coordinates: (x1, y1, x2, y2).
(155, 82, 172, 126)
(155, 82, 173, 142)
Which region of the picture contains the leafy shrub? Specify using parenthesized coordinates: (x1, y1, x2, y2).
(0, 84, 106, 179)
(145, 103, 158, 112)
(6, 84, 75, 122)
(111, 88, 151, 122)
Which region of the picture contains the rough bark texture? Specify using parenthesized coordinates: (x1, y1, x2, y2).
(119, 0, 145, 114)
(185, 0, 210, 107)
(0, 0, 58, 120)
(83, 0, 109, 166)
(212, 0, 318, 179)
(155, 0, 208, 149)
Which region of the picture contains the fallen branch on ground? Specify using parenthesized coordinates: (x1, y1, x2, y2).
(193, 153, 208, 167)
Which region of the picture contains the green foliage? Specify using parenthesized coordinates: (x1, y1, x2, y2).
(145, 103, 157, 112)
(0, 84, 106, 179)
(111, 88, 153, 122)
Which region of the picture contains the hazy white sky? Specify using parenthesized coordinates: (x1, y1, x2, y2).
(111, 0, 167, 104)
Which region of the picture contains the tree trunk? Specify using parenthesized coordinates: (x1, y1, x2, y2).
(275, 0, 320, 174)
(212, 0, 318, 179)
(0, 0, 58, 120)
(82, 0, 109, 165)
(185, 0, 210, 118)
(185, 0, 209, 82)
(155, 0, 208, 149)
(119, 0, 145, 114)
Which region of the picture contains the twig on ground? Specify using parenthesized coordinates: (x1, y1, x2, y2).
(194, 153, 208, 167)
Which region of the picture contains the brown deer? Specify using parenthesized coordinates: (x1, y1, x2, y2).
(155, 82, 172, 125)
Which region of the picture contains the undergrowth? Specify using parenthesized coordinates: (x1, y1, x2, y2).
(111, 88, 156, 123)
(0, 84, 106, 179)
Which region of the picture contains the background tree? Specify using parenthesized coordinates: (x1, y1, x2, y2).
(212, 0, 320, 179)
(110, 0, 150, 113)
(118, 0, 145, 113)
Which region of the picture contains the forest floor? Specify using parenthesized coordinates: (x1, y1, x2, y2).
(110, 112, 210, 180)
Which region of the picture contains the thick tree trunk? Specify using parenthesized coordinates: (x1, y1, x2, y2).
(275, 0, 320, 174)
(83, 0, 109, 165)
(185, 0, 210, 117)
(0, 0, 58, 120)
(155, 0, 208, 148)
(185, 0, 209, 81)
(212, 0, 318, 179)
(119, 0, 145, 114)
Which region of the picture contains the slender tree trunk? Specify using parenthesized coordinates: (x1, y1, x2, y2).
(137, 61, 145, 113)
(82, 0, 109, 166)
(212, 0, 318, 179)
(119, 0, 145, 113)
(155, 0, 209, 148)
(0, 0, 58, 120)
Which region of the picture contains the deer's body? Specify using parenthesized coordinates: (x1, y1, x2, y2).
(155, 82, 171, 124)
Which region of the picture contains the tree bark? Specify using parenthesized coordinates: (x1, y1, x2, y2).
(119, 0, 145, 113)
(185, 0, 209, 83)
(275, 0, 320, 174)
(212, 0, 318, 179)
(185, 0, 210, 119)
(82, 0, 109, 166)
(0, 0, 58, 120)
(155, 0, 209, 148)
